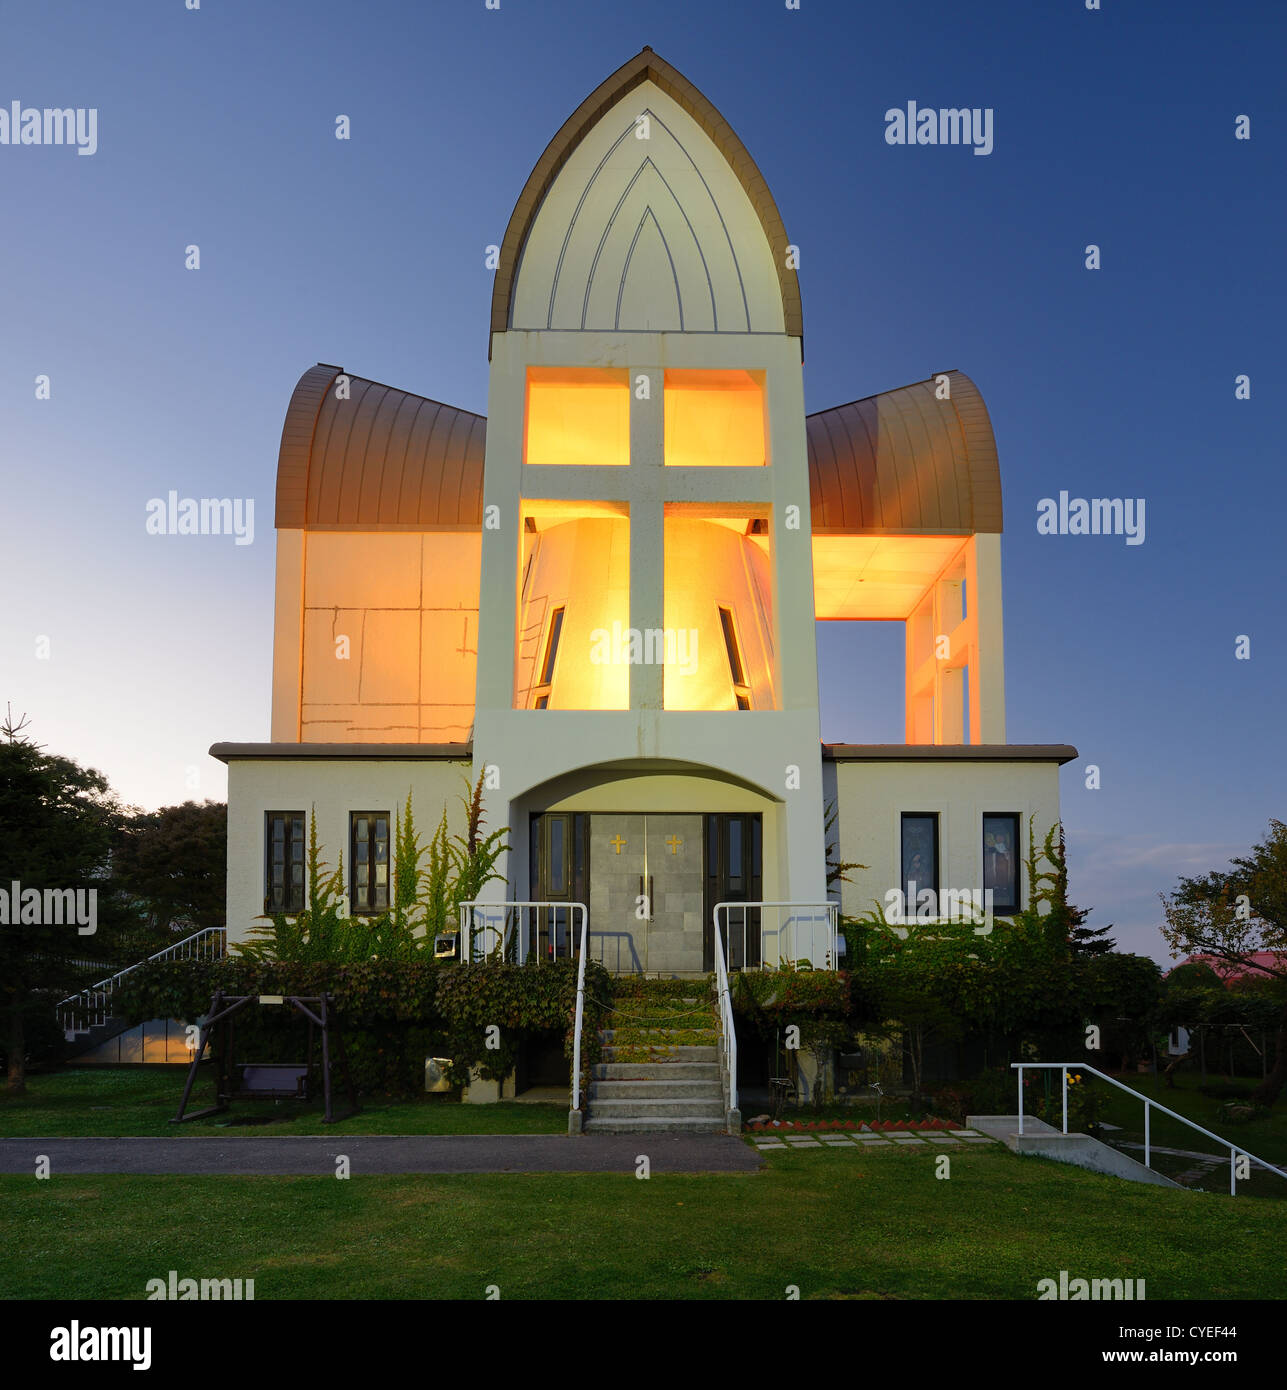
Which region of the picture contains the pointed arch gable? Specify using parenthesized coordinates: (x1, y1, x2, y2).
(490, 47, 802, 353)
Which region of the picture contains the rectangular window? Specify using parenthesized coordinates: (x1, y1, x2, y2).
(350, 812, 390, 915)
(983, 813, 1021, 915)
(532, 606, 564, 708)
(901, 813, 939, 909)
(265, 812, 306, 914)
(719, 606, 751, 710)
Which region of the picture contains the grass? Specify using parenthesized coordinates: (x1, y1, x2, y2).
(2, 1143, 1285, 1300)
(0, 1067, 567, 1137)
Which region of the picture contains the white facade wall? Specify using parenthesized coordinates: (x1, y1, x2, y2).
(830, 758, 1064, 927)
(223, 757, 471, 943)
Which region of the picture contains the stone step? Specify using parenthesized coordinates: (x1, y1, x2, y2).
(590, 1096, 725, 1119)
(585, 1115, 728, 1134)
(600, 1028, 717, 1042)
(600, 1044, 719, 1063)
(590, 1079, 723, 1101)
(592, 1061, 721, 1081)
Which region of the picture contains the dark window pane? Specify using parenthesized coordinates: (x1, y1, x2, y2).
(540, 607, 565, 685)
(901, 814, 939, 903)
(549, 817, 566, 896)
(719, 607, 745, 686)
(984, 814, 1020, 912)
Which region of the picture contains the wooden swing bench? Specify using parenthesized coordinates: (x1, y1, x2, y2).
(172, 990, 360, 1124)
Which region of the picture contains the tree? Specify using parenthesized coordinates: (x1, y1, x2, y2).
(1160, 820, 1287, 1106)
(0, 710, 124, 1092)
(111, 801, 226, 952)
(1068, 902, 1117, 957)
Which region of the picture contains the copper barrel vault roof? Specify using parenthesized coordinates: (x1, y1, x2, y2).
(488, 46, 803, 353)
(807, 371, 1002, 534)
(275, 365, 486, 530)
(276, 365, 1002, 536)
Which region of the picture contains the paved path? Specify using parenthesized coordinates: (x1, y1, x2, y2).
(0, 1134, 761, 1176)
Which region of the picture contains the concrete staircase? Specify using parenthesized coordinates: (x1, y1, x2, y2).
(64, 1016, 132, 1059)
(586, 996, 727, 1134)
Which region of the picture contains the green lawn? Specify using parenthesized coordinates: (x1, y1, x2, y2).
(2, 1144, 1285, 1300)
(0, 1067, 567, 1137)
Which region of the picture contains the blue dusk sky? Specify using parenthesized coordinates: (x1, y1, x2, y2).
(2, 0, 1283, 963)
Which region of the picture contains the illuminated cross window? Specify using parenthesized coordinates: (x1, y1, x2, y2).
(518, 366, 777, 712)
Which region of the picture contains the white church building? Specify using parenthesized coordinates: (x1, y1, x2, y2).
(213, 47, 1074, 980)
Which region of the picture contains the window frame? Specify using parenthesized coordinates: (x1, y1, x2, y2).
(531, 605, 565, 708)
(982, 812, 1022, 916)
(349, 810, 391, 916)
(264, 811, 306, 915)
(900, 812, 940, 912)
(718, 605, 752, 710)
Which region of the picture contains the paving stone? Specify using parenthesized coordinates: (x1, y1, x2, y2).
(950, 1130, 979, 1137)
(755, 1142, 788, 1151)
(962, 1136, 995, 1143)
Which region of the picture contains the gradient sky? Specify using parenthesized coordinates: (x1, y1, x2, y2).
(2, 0, 1283, 963)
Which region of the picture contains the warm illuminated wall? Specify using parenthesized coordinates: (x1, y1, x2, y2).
(280, 531, 481, 742)
(525, 368, 630, 466)
(664, 370, 766, 467)
(662, 516, 775, 709)
(812, 532, 1005, 744)
(514, 516, 630, 710)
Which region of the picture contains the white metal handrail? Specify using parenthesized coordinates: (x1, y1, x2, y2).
(456, 901, 587, 965)
(1014, 1062, 1287, 1196)
(55, 926, 227, 1038)
(713, 901, 839, 971)
(712, 907, 738, 1120)
(571, 908, 590, 1115)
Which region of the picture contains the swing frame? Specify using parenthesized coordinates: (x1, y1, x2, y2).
(172, 990, 361, 1124)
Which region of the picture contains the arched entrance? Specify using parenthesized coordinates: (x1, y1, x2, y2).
(517, 760, 779, 976)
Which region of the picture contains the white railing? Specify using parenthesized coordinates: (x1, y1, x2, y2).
(570, 907, 590, 1116)
(713, 901, 839, 971)
(1014, 1062, 1287, 1196)
(455, 901, 587, 964)
(712, 907, 738, 1121)
(55, 926, 227, 1039)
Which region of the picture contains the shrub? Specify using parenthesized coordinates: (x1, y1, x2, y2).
(114, 954, 609, 1098)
